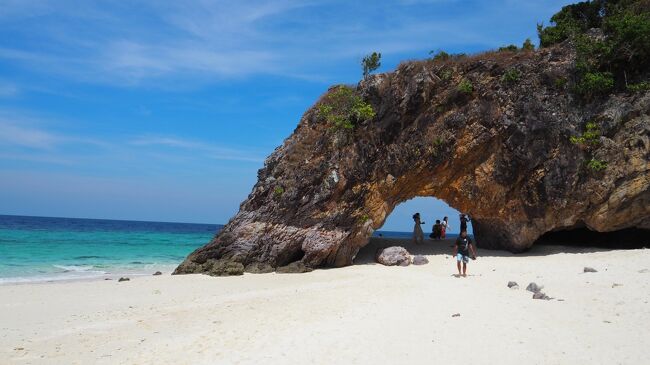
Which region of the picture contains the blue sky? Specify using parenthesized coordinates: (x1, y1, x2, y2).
(0, 0, 572, 231)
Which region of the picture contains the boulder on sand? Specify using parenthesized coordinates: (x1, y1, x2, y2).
(507, 281, 519, 289)
(376, 247, 411, 266)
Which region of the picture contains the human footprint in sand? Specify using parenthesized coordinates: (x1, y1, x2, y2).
(454, 230, 477, 277)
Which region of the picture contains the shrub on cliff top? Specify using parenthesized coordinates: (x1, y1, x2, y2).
(362, 52, 381, 78)
(522, 38, 535, 51)
(538, 0, 650, 93)
(498, 44, 518, 52)
(317, 86, 375, 130)
(429, 50, 467, 62)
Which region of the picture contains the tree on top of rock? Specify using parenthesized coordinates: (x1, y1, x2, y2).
(362, 52, 381, 79)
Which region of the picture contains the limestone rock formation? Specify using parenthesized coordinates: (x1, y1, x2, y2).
(175, 40, 649, 276)
(376, 247, 411, 266)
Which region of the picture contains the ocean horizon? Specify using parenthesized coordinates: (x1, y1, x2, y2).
(0, 214, 460, 284)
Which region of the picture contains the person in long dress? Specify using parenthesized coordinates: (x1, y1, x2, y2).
(412, 213, 425, 245)
(441, 216, 450, 239)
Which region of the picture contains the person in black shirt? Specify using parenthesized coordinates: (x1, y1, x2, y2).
(430, 219, 442, 240)
(459, 213, 470, 233)
(454, 230, 477, 277)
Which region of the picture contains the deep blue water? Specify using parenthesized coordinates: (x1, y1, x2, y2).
(0, 214, 446, 283)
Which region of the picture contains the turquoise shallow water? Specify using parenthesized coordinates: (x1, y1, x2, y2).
(0, 214, 436, 284)
(0, 215, 220, 284)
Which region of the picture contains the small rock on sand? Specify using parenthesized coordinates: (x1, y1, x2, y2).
(153, 271, 162, 276)
(526, 282, 543, 293)
(532, 292, 551, 300)
(638, 269, 649, 273)
(412, 255, 429, 265)
(584, 267, 598, 273)
(118, 277, 130, 282)
(507, 281, 519, 289)
(452, 313, 460, 317)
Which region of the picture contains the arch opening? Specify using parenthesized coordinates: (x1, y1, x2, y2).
(354, 197, 470, 264)
(374, 196, 471, 237)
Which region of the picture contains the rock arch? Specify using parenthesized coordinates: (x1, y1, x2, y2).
(174, 44, 650, 275)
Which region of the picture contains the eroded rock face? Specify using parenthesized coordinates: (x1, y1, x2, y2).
(175, 42, 649, 275)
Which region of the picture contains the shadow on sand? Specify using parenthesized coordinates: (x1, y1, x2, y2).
(353, 237, 623, 266)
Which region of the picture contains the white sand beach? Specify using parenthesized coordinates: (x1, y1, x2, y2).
(2, 238, 649, 365)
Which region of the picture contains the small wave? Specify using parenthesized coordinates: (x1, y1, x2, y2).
(53, 264, 99, 273)
(73, 255, 103, 259)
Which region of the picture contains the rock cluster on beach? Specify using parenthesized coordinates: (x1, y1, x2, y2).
(174, 33, 649, 276)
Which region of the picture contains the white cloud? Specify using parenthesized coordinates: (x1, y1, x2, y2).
(130, 135, 264, 163)
(0, 120, 61, 149)
(0, 111, 264, 167)
(0, 0, 573, 86)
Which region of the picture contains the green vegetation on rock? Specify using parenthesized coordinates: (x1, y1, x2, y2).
(570, 121, 601, 145)
(362, 52, 381, 78)
(587, 158, 608, 171)
(318, 86, 375, 130)
(627, 81, 650, 92)
(502, 68, 521, 84)
(457, 79, 473, 94)
(522, 38, 535, 51)
(575, 71, 615, 97)
(498, 44, 519, 52)
(538, 0, 650, 97)
(429, 50, 466, 62)
(274, 186, 285, 196)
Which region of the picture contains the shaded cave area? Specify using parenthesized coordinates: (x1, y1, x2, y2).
(535, 226, 650, 249)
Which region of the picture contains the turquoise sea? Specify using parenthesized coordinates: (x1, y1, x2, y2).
(0, 214, 449, 284)
(0, 215, 221, 284)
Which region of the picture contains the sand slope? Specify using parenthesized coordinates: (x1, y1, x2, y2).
(1, 238, 649, 365)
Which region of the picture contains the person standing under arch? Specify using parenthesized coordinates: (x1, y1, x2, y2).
(459, 213, 470, 233)
(441, 216, 450, 239)
(412, 213, 425, 245)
